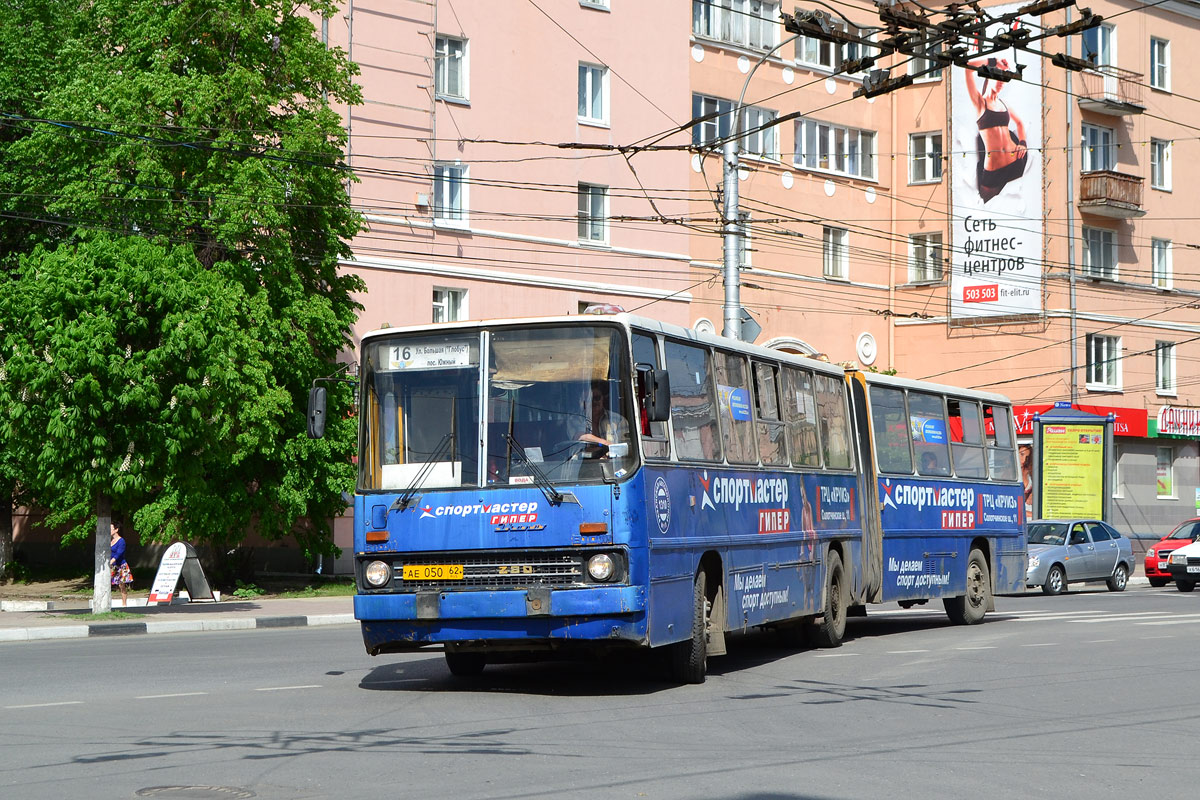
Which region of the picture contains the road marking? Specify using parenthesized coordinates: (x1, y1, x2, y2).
(886, 649, 929, 654)
(136, 692, 208, 699)
(255, 685, 322, 692)
(1137, 634, 1175, 639)
(1020, 642, 1057, 647)
(4, 701, 84, 709)
(813, 653, 860, 658)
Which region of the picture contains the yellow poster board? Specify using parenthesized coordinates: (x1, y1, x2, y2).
(1039, 424, 1104, 519)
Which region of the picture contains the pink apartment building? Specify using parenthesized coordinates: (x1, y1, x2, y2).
(314, 0, 1198, 566)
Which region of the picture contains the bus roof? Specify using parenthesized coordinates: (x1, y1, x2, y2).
(853, 369, 1012, 406)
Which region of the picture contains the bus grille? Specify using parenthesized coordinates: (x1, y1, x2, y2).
(391, 551, 585, 590)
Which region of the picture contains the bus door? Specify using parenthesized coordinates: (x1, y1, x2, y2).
(846, 372, 883, 603)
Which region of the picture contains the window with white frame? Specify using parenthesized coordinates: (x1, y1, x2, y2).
(435, 36, 467, 101)
(908, 232, 943, 283)
(1151, 238, 1172, 289)
(578, 62, 608, 124)
(823, 226, 848, 279)
(433, 163, 467, 224)
(1156, 445, 1175, 497)
(1156, 341, 1176, 395)
(1081, 124, 1115, 172)
(1150, 37, 1170, 90)
(691, 94, 778, 159)
(692, 0, 780, 50)
(795, 118, 876, 179)
(909, 30, 943, 80)
(1081, 23, 1113, 67)
(1085, 333, 1121, 389)
(795, 20, 869, 73)
(1082, 226, 1116, 279)
(578, 182, 607, 243)
(432, 288, 467, 323)
(909, 132, 942, 184)
(1150, 138, 1171, 190)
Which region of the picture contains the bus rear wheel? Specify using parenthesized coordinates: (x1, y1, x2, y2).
(667, 570, 708, 684)
(810, 549, 847, 648)
(944, 547, 990, 625)
(445, 651, 486, 677)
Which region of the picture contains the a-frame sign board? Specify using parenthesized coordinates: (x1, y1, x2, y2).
(146, 542, 217, 605)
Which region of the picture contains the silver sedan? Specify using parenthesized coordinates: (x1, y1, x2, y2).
(1025, 519, 1134, 595)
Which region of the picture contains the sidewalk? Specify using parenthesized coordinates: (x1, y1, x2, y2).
(0, 594, 355, 643)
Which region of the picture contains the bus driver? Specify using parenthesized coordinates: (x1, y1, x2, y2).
(575, 380, 629, 448)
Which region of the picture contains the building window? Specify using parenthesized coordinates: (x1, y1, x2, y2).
(910, 31, 943, 80)
(692, 0, 780, 51)
(1156, 341, 1176, 395)
(1150, 138, 1171, 190)
(578, 62, 608, 125)
(908, 233, 943, 283)
(1081, 124, 1114, 172)
(432, 288, 467, 323)
(909, 132, 942, 184)
(1081, 23, 1113, 67)
(795, 118, 876, 180)
(435, 36, 467, 101)
(1157, 446, 1175, 498)
(691, 94, 778, 159)
(1082, 226, 1116, 279)
(1151, 238, 1172, 289)
(433, 163, 467, 225)
(823, 226, 848, 280)
(1085, 333, 1121, 389)
(1150, 37, 1170, 90)
(795, 20, 869, 73)
(578, 182, 607, 243)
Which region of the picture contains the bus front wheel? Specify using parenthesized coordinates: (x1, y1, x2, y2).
(810, 549, 847, 648)
(667, 570, 708, 684)
(944, 547, 990, 625)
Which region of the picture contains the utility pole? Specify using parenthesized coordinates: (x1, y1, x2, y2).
(721, 140, 742, 340)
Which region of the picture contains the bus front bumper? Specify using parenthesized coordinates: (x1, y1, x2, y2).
(355, 584, 645, 621)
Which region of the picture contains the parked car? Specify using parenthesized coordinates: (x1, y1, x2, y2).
(1144, 518, 1200, 587)
(1025, 519, 1135, 595)
(1167, 538, 1200, 592)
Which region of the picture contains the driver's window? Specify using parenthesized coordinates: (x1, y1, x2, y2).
(1069, 524, 1089, 546)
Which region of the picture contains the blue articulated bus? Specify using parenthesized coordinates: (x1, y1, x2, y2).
(311, 313, 1025, 682)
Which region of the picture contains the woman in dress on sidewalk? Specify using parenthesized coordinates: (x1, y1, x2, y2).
(109, 521, 134, 607)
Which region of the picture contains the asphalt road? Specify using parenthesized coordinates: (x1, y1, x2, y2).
(3, 584, 1199, 800)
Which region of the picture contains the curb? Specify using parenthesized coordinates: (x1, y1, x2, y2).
(0, 613, 356, 643)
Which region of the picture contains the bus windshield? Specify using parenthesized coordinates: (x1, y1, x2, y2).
(359, 323, 637, 492)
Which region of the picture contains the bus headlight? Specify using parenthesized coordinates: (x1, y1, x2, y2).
(364, 560, 391, 587)
(587, 553, 615, 582)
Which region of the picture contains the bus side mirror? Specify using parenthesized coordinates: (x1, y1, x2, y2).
(307, 386, 327, 439)
(636, 364, 671, 422)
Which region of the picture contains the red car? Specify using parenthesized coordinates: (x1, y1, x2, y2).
(1145, 518, 1200, 587)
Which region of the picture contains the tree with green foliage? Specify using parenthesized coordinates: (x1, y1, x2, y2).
(0, 0, 363, 607)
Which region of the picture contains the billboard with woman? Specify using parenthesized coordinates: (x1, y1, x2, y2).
(950, 6, 1044, 320)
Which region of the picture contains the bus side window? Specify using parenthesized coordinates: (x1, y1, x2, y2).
(632, 333, 670, 459)
(752, 361, 789, 466)
(909, 391, 951, 477)
(781, 366, 821, 467)
(815, 373, 854, 470)
(984, 404, 1018, 480)
(869, 385, 913, 474)
(946, 398, 986, 478)
(664, 339, 723, 462)
(714, 351, 757, 465)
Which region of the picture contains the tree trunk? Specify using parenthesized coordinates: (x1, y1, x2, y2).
(93, 493, 112, 613)
(0, 490, 13, 585)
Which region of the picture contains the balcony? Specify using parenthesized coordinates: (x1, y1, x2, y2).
(1077, 66, 1145, 116)
(1079, 170, 1146, 218)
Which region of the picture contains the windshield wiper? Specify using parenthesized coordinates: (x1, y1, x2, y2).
(503, 433, 564, 506)
(392, 432, 453, 513)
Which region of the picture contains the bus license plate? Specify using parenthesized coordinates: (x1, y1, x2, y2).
(402, 564, 464, 581)
(1187, 565, 1200, 574)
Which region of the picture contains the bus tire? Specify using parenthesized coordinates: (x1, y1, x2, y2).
(667, 570, 708, 684)
(811, 549, 847, 648)
(944, 547, 990, 625)
(445, 651, 486, 677)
